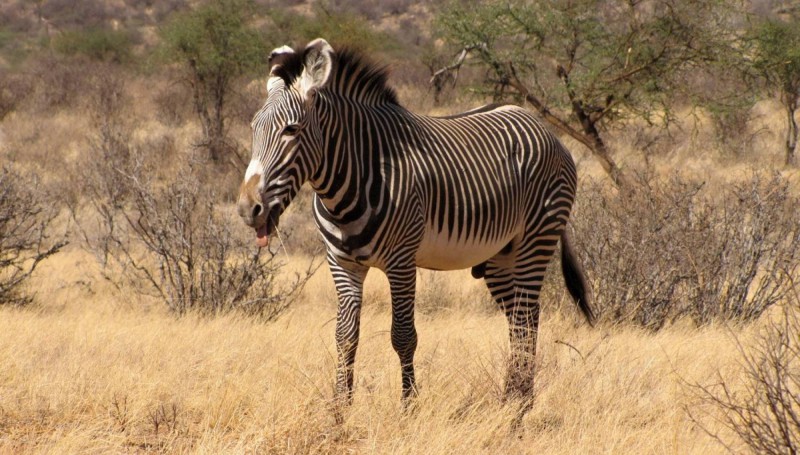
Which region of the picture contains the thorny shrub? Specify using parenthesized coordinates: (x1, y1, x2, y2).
(572, 171, 800, 329)
(51, 26, 133, 64)
(0, 69, 32, 120)
(71, 70, 317, 319)
(76, 145, 316, 319)
(153, 84, 191, 127)
(323, 0, 415, 20)
(26, 55, 91, 111)
(692, 301, 800, 454)
(0, 167, 67, 305)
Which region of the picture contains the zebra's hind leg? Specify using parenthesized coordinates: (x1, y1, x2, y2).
(484, 264, 540, 400)
(507, 220, 564, 402)
(485, 259, 542, 430)
(484, 232, 558, 401)
(329, 256, 369, 413)
(504, 292, 542, 400)
(386, 263, 419, 403)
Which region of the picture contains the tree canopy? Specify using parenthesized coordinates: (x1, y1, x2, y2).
(749, 17, 800, 165)
(436, 0, 743, 183)
(159, 0, 268, 162)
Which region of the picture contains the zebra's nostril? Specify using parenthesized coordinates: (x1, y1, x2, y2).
(252, 203, 263, 219)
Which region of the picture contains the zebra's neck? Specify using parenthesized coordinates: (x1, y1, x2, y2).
(309, 96, 408, 222)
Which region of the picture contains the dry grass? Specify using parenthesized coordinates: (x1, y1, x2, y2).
(0, 249, 759, 454)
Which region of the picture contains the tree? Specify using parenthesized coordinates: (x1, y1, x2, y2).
(749, 18, 800, 166)
(159, 0, 268, 162)
(435, 0, 740, 185)
(268, 5, 392, 53)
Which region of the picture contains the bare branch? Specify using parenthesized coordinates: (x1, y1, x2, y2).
(0, 167, 67, 305)
(429, 43, 487, 89)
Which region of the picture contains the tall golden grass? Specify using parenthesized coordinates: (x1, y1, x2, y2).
(0, 248, 759, 454)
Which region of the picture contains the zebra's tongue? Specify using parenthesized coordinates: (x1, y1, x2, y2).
(256, 225, 269, 248)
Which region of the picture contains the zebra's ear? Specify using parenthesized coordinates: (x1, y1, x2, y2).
(269, 45, 295, 71)
(299, 38, 333, 99)
(267, 45, 296, 92)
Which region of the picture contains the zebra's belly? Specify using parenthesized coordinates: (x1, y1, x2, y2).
(415, 228, 515, 271)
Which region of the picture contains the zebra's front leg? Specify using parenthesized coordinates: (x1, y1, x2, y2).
(386, 264, 418, 402)
(329, 257, 369, 406)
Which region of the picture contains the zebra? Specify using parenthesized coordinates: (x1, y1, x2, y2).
(237, 39, 593, 404)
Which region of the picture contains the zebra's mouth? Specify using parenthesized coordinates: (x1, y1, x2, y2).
(255, 225, 270, 248)
(255, 209, 280, 248)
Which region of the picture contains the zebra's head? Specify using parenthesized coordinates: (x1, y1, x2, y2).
(237, 39, 333, 247)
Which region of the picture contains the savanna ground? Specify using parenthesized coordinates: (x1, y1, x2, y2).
(1, 1, 799, 453)
(0, 249, 761, 454)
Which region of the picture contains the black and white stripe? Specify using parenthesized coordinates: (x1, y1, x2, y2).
(238, 39, 593, 404)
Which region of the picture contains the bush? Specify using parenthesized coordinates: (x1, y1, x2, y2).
(320, 0, 415, 21)
(693, 302, 800, 454)
(27, 0, 113, 29)
(71, 75, 316, 318)
(26, 55, 90, 111)
(269, 7, 392, 53)
(0, 69, 32, 120)
(122, 0, 188, 22)
(76, 146, 316, 318)
(0, 167, 67, 305)
(710, 104, 756, 158)
(52, 27, 132, 63)
(0, 27, 29, 66)
(572, 171, 800, 329)
(153, 84, 191, 127)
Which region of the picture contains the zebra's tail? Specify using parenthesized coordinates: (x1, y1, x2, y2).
(560, 228, 595, 325)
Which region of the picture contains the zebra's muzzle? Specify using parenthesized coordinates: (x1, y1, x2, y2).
(254, 208, 281, 248)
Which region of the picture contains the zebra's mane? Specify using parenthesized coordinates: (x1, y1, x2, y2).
(271, 46, 398, 106)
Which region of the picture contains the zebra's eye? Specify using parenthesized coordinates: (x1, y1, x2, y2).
(282, 124, 301, 136)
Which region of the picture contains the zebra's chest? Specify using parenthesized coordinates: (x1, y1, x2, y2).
(312, 194, 395, 267)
